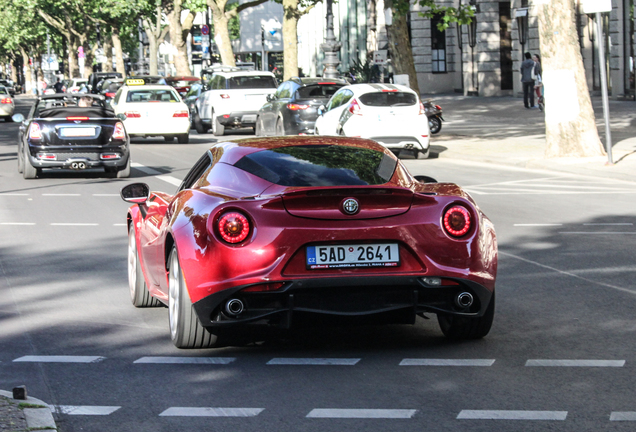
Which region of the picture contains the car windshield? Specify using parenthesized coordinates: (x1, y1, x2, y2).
(227, 76, 277, 89)
(0, 87, 8, 95)
(359, 92, 417, 107)
(296, 84, 344, 99)
(234, 145, 396, 187)
(126, 89, 180, 103)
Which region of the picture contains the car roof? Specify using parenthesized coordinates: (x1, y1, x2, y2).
(208, 136, 392, 166)
(39, 93, 105, 100)
(343, 83, 416, 94)
(290, 77, 348, 86)
(122, 84, 176, 90)
(213, 70, 276, 78)
(166, 76, 199, 81)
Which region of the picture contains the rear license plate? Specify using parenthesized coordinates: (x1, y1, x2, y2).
(241, 114, 257, 123)
(306, 243, 400, 269)
(60, 127, 96, 137)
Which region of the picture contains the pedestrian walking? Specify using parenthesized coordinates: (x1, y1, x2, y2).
(53, 78, 64, 93)
(532, 54, 543, 104)
(520, 52, 536, 109)
(37, 77, 47, 96)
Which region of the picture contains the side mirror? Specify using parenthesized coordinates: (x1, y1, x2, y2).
(116, 113, 127, 121)
(318, 105, 326, 116)
(121, 183, 150, 204)
(12, 113, 25, 123)
(414, 175, 437, 184)
(266, 94, 274, 102)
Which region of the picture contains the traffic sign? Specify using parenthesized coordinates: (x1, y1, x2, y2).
(201, 25, 210, 36)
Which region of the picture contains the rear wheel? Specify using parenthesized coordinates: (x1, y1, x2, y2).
(22, 145, 38, 179)
(177, 133, 189, 144)
(17, 144, 24, 173)
(437, 292, 495, 340)
(428, 116, 442, 134)
(128, 224, 161, 307)
(4, 116, 13, 122)
(212, 111, 225, 136)
(116, 157, 131, 178)
(415, 148, 430, 159)
(168, 246, 220, 348)
(193, 112, 208, 134)
(164, 136, 175, 142)
(275, 118, 285, 136)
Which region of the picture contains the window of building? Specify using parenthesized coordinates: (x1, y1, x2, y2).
(431, 14, 447, 73)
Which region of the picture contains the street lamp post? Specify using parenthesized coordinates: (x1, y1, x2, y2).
(320, 0, 341, 78)
(466, 6, 478, 95)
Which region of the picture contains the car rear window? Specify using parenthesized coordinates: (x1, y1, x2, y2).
(227, 76, 277, 89)
(234, 145, 396, 187)
(126, 89, 180, 103)
(296, 84, 344, 99)
(359, 92, 417, 107)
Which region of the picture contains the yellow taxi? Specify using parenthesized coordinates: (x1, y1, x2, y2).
(112, 78, 191, 143)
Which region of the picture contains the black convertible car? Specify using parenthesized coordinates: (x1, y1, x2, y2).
(13, 94, 130, 179)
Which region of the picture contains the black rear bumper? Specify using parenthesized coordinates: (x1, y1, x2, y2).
(193, 276, 494, 330)
(26, 144, 129, 170)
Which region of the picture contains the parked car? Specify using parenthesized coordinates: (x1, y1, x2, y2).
(0, 79, 16, 96)
(166, 76, 200, 96)
(314, 83, 431, 159)
(0, 86, 15, 121)
(256, 77, 347, 136)
(13, 93, 130, 179)
(121, 136, 497, 348)
(64, 78, 89, 93)
(182, 80, 208, 129)
(88, 72, 123, 94)
(111, 78, 190, 143)
(193, 70, 277, 135)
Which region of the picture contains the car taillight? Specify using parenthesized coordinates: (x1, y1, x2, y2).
(29, 122, 42, 139)
(220, 94, 230, 99)
(0, 98, 11, 104)
(435, 105, 442, 110)
(348, 98, 362, 115)
(286, 103, 309, 110)
(443, 206, 471, 237)
(125, 111, 141, 118)
(217, 212, 250, 244)
(66, 116, 89, 121)
(113, 122, 126, 140)
(419, 101, 426, 115)
(382, 89, 398, 92)
(173, 111, 189, 118)
(105, 92, 116, 98)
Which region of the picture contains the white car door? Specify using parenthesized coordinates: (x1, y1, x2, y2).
(314, 89, 353, 136)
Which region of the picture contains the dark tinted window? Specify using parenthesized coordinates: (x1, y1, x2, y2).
(227, 75, 277, 89)
(359, 92, 417, 106)
(296, 84, 343, 99)
(234, 145, 396, 187)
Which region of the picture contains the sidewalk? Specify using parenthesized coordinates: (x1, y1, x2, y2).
(0, 390, 57, 431)
(424, 94, 636, 183)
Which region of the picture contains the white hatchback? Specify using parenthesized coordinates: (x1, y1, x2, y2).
(112, 79, 191, 143)
(314, 83, 430, 158)
(0, 86, 14, 121)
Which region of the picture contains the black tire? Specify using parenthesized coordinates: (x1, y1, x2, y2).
(116, 157, 131, 178)
(255, 117, 263, 136)
(177, 133, 189, 144)
(5, 116, 13, 122)
(128, 224, 161, 307)
(429, 116, 442, 134)
(17, 144, 24, 174)
(416, 148, 430, 159)
(212, 112, 225, 136)
(437, 292, 495, 340)
(168, 247, 220, 348)
(193, 112, 208, 134)
(164, 136, 175, 142)
(22, 145, 38, 179)
(275, 118, 285, 136)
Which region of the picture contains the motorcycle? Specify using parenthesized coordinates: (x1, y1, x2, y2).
(423, 99, 444, 135)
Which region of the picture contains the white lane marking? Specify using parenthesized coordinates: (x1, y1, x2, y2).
(92, 194, 120, 197)
(1, 223, 36, 226)
(14, 355, 105, 363)
(267, 358, 360, 365)
(52, 405, 120, 415)
(50, 223, 99, 226)
(134, 357, 235, 365)
(559, 232, 636, 235)
(0, 193, 30, 196)
(307, 409, 417, 419)
(131, 162, 161, 175)
(457, 410, 568, 420)
(514, 224, 563, 227)
(113, 223, 127, 226)
(400, 359, 495, 366)
(500, 251, 636, 296)
(160, 407, 264, 417)
(610, 412, 636, 421)
(42, 194, 81, 196)
(156, 175, 183, 186)
(584, 223, 633, 226)
(526, 359, 625, 367)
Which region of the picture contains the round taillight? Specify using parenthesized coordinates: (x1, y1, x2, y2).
(218, 212, 250, 244)
(443, 206, 471, 237)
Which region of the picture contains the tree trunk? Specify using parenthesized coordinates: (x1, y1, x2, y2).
(167, 6, 193, 76)
(537, 0, 604, 158)
(68, 39, 80, 79)
(111, 29, 126, 76)
(102, 37, 113, 72)
(19, 47, 33, 95)
(209, 0, 236, 67)
(143, 19, 159, 75)
(84, 43, 95, 78)
(384, 4, 420, 95)
(282, 0, 299, 80)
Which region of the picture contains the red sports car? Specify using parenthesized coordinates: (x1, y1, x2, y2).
(121, 136, 497, 348)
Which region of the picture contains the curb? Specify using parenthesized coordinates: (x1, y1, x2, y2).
(0, 389, 57, 431)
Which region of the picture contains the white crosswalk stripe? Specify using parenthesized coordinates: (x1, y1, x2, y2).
(160, 407, 264, 417)
(52, 405, 120, 415)
(307, 409, 417, 419)
(134, 356, 235, 364)
(13, 355, 105, 363)
(400, 359, 495, 366)
(457, 410, 568, 420)
(267, 358, 360, 365)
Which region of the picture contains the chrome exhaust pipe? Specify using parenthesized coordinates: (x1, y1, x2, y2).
(455, 292, 474, 309)
(77, 162, 86, 170)
(225, 299, 244, 316)
(71, 162, 79, 169)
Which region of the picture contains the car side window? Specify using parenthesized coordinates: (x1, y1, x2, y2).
(113, 89, 122, 105)
(326, 91, 345, 111)
(186, 84, 200, 98)
(278, 82, 292, 99)
(274, 82, 287, 99)
(340, 90, 354, 106)
(178, 152, 212, 192)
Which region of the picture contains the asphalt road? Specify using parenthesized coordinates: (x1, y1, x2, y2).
(1, 98, 636, 431)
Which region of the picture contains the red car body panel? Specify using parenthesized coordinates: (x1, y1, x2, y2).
(126, 136, 497, 330)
